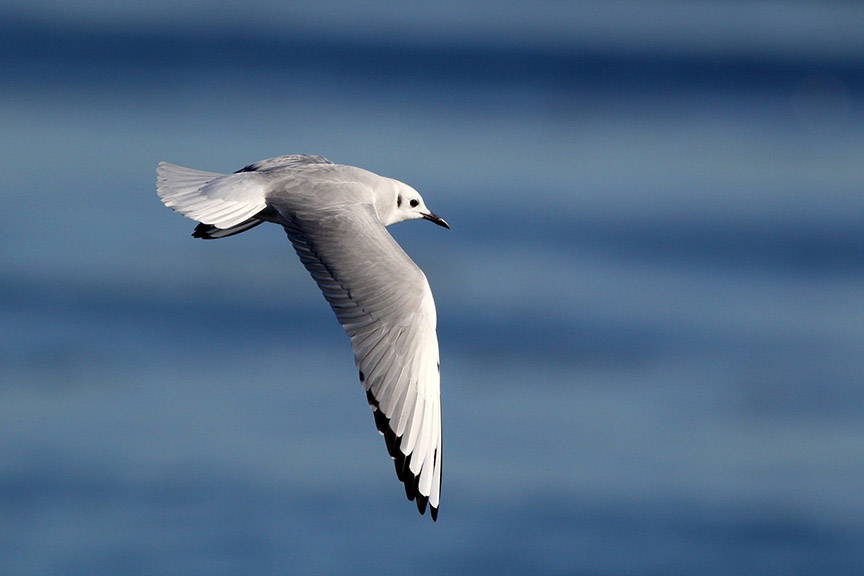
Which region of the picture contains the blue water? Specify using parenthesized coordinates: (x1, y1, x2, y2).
(3, 4, 864, 575)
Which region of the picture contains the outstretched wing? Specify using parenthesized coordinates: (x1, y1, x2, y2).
(156, 162, 268, 229)
(157, 156, 332, 230)
(277, 202, 443, 520)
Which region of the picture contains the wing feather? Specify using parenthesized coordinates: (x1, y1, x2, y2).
(156, 162, 268, 229)
(276, 202, 443, 518)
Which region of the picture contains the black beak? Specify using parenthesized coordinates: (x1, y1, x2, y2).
(421, 212, 450, 229)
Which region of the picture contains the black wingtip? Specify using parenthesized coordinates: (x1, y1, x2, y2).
(365, 389, 438, 521)
(192, 223, 217, 239)
(384, 426, 399, 460)
(191, 218, 265, 239)
(416, 493, 428, 515)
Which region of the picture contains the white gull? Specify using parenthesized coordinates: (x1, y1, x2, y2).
(156, 154, 448, 520)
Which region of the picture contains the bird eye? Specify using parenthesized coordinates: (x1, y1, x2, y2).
(410, 198, 419, 208)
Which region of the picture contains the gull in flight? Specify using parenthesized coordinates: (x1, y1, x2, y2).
(156, 155, 448, 520)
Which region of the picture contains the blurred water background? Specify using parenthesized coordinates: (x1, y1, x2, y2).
(2, 2, 864, 574)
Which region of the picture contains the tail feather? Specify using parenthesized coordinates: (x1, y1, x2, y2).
(156, 162, 268, 229)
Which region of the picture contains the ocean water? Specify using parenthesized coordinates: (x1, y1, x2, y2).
(2, 5, 864, 575)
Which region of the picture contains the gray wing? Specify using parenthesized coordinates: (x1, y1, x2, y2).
(278, 203, 443, 520)
(235, 154, 334, 173)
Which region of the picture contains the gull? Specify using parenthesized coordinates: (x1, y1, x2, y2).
(156, 155, 448, 520)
